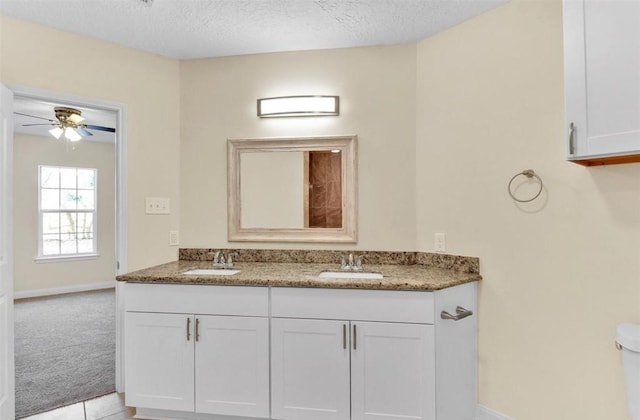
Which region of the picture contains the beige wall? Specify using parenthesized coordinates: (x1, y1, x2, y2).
(13, 134, 115, 292)
(0, 15, 181, 271)
(180, 45, 417, 250)
(416, 0, 640, 418)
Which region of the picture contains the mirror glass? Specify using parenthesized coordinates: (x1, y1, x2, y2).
(228, 135, 357, 243)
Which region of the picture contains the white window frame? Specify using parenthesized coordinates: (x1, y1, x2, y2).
(36, 165, 99, 262)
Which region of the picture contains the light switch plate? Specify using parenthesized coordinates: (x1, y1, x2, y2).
(145, 197, 170, 214)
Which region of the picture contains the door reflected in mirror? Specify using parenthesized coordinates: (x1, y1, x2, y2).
(228, 136, 357, 243)
(305, 151, 342, 228)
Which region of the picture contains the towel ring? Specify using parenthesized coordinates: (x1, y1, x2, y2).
(508, 169, 543, 203)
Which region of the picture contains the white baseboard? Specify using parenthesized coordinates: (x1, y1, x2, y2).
(477, 404, 511, 420)
(14, 280, 116, 300)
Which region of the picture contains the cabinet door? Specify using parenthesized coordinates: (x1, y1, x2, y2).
(124, 312, 195, 411)
(271, 318, 350, 420)
(195, 315, 269, 417)
(564, 0, 640, 159)
(351, 322, 435, 420)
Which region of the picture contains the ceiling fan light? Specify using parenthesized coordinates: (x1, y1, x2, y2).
(68, 113, 85, 124)
(65, 127, 82, 142)
(49, 126, 64, 139)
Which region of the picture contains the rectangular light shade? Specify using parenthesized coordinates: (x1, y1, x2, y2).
(257, 96, 339, 118)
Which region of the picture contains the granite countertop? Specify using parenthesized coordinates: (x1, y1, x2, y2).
(116, 260, 481, 291)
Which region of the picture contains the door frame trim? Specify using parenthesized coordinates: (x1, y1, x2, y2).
(6, 84, 128, 391)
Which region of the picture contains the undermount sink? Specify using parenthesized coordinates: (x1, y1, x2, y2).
(318, 271, 383, 280)
(183, 269, 240, 276)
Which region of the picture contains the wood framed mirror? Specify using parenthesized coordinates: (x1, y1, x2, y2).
(228, 135, 357, 243)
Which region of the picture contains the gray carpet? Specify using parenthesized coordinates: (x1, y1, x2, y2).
(14, 289, 116, 419)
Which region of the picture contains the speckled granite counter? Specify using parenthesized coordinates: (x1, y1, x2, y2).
(116, 259, 481, 291)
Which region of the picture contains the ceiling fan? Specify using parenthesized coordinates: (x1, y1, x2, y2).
(16, 106, 116, 142)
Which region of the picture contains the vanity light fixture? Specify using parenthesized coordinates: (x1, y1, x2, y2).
(257, 95, 339, 118)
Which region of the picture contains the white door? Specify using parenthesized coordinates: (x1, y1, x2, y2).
(271, 318, 350, 420)
(124, 312, 195, 412)
(195, 315, 269, 417)
(564, 0, 640, 158)
(0, 84, 14, 420)
(351, 322, 436, 420)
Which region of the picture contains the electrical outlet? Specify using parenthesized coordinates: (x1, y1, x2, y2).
(145, 197, 171, 214)
(434, 233, 446, 253)
(169, 230, 179, 246)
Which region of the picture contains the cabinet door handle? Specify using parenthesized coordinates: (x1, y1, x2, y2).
(195, 318, 200, 342)
(186, 317, 191, 341)
(440, 306, 474, 321)
(342, 324, 347, 349)
(569, 122, 575, 155)
(353, 324, 357, 350)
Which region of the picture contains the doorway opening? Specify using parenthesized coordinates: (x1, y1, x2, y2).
(8, 85, 127, 417)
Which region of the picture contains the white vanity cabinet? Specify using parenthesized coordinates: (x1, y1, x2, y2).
(270, 283, 476, 420)
(123, 283, 270, 419)
(122, 281, 477, 420)
(563, 0, 640, 165)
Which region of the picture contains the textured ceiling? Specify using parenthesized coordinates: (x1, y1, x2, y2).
(0, 0, 508, 60)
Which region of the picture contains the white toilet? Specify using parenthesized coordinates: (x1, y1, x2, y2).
(617, 323, 640, 420)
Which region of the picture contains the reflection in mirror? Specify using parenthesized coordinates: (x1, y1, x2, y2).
(228, 135, 357, 243)
(241, 151, 304, 229)
(305, 151, 342, 228)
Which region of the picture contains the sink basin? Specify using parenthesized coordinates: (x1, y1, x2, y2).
(318, 271, 383, 280)
(183, 269, 240, 276)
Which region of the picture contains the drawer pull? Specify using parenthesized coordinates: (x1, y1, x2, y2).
(196, 318, 200, 342)
(440, 306, 473, 321)
(186, 317, 191, 341)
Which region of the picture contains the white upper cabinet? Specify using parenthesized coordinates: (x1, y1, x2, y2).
(563, 0, 640, 165)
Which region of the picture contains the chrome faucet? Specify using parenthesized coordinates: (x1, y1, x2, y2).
(341, 253, 367, 271)
(211, 251, 240, 269)
(212, 251, 226, 268)
(225, 252, 239, 269)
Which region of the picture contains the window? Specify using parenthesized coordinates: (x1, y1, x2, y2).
(38, 166, 97, 259)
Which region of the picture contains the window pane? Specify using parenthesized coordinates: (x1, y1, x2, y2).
(77, 190, 95, 210)
(42, 213, 60, 235)
(77, 169, 95, 189)
(77, 238, 94, 253)
(40, 167, 59, 188)
(61, 235, 77, 254)
(60, 213, 78, 236)
(39, 165, 97, 258)
(42, 234, 60, 255)
(76, 213, 94, 235)
(60, 168, 77, 189)
(61, 189, 79, 210)
(41, 189, 60, 210)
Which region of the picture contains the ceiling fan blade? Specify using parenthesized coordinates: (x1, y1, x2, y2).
(75, 127, 93, 137)
(85, 124, 116, 133)
(14, 112, 56, 122)
(21, 123, 56, 127)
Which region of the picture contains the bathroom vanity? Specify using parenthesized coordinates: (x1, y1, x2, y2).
(118, 253, 480, 420)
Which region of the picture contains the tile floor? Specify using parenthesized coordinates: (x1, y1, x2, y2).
(20, 393, 134, 420)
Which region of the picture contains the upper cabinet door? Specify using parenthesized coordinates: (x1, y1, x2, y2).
(563, 0, 640, 165)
